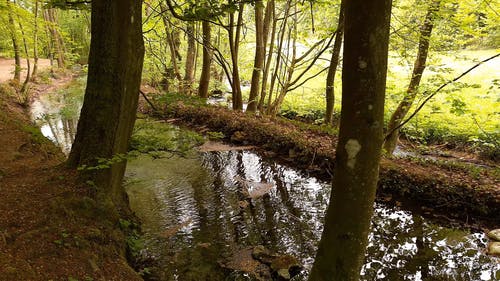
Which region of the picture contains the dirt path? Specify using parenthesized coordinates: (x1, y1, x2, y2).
(0, 58, 52, 83)
(0, 77, 141, 280)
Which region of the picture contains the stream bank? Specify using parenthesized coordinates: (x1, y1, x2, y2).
(154, 100, 500, 229)
(0, 77, 141, 280)
(21, 82, 500, 280)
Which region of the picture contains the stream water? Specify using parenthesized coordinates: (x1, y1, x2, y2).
(31, 86, 499, 280)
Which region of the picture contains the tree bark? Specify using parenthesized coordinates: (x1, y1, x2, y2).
(198, 20, 212, 98)
(67, 0, 145, 212)
(17, 17, 31, 100)
(45, 8, 66, 68)
(184, 22, 196, 94)
(229, 3, 245, 111)
(6, 0, 21, 82)
(384, 0, 441, 155)
(247, 0, 265, 112)
(324, 1, 344, 125)
(258, 0, 275, 111)
(308, 0, 392, 280)
(31, 0, 39, 79)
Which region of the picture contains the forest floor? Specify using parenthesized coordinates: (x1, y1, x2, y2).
(0, 75, 141, 281)
(148, 99, 500, 230)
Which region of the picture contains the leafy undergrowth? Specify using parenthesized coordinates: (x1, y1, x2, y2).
(154, 99, 500, 229)
(0, 81, 141, 280)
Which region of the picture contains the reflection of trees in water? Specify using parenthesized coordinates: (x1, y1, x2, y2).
(123, 138, 498, 280)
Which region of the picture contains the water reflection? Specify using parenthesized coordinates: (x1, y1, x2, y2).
(30, 78, 84, 154)
(29, 84, 499, 280)
(125, 148, 499, 280)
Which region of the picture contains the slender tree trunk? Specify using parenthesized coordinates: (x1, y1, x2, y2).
(229, 3, 245, 110)
(247, 0, 265, 112)
(266, 0, 291, 115)
(258, 0, 275, 111)
(45, 8, 66, 68)
(67, 0, 145, 212)
(198, 20, 212, 98)
(6, 0, 21, 82)
(184, 22, 196, 94)
(384, 0, 441, 154)
(159, 4, 183, 93)
(308, 0, 392, 280)
(18, 18, 31, 100)
(31, 0, 39, 79)
(324, 1, 344, 125)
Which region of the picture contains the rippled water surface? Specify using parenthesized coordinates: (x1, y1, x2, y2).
(125, 147, 499, 280)
(32, 87, 499, 280)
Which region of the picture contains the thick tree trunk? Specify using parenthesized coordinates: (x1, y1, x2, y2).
(247, 0, 265, 112)
(184, 22, 196, 94)
(384, 0, 441, 155)
(308, 0, 392, 280)
(67, 0, 145, 212)
(324, 1, 344, 125)
(198, 20, 212, 98)
(6, 0, 21, 82)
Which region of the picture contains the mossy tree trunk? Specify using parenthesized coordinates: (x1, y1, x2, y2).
(67, 0, 145, 213)
(308, 0, 392, 280)
(384, 0, 441, 155)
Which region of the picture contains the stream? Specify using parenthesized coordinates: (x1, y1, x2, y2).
(31, 85, 499, 280)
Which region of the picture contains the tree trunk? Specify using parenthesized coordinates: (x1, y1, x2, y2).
(266, 0, 291, 115)
(247, 0, 265, 112)
(308, 0, 392, 280)
(198, 20, 212, 98)
(324, 1, 344, 125)
(17, 18, 31, 101)
(67, 0, 145, 212)
(229, 3, 245, 111)
(6, 0, 21, 82)
(184, 22, 196, 94)
(45, 8, 66, 68)
(31, 0, 39, 79)
(384, 0, 441, 155)
(258, 0, 275, 111)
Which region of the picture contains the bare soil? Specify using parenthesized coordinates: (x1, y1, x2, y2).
(0, 76, 141, 280)
(0, 58, 52, 83)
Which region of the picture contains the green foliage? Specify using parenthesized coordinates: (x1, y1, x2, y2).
(77, 154, 129, 171)
(22, 124, 49, 145)
(131, 118, 204, 155)
(158, 92, 207, 107)
(207, 131, 224, 140)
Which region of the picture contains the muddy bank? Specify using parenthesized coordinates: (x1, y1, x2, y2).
(154, 101, 499, 229)
(0, 79, 141, 280)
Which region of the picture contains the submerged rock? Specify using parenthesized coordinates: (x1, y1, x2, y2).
(252, 245, 277, 265)
(487, 229, 500, 241)
(222, 246, 302, 280)
(270, 254, 302, 280)
(487, 242, 500, 256)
